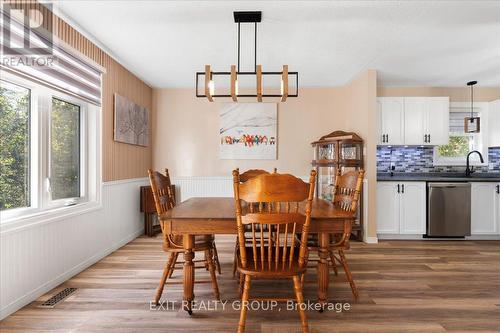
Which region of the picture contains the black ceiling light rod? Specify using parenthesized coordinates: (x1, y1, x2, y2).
(195, 10, 299, 101)
(237, 21, 240, 72)
(468, 80, 477, 120)
(254, 20, 257, 72)
(464, 80, 480, 133)
(235, 11, 259, 73)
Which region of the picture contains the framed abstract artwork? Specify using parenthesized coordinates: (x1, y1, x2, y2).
(113, 93, 149, 146)
(219, 103, 277, 160)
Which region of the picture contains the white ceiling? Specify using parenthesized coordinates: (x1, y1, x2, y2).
(53, 0, 500, 88)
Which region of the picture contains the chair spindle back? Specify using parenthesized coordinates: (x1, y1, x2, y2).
(233, 170, 316, 271)
(333, 169, 365, 213)
(148, 169, 181, 249)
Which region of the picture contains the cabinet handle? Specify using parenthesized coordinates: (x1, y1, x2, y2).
(402, 184, 405, 193)
(497, 185, 500, 194)
(382, 134, 386, 143)
(397, 184, 400, 193)
(387, 134, 389, 142)
(428, 134, 431, 143)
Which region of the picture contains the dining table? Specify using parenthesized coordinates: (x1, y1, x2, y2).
(159, 197, 355, 314)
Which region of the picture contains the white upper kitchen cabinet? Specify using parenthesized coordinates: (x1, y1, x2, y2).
(404, 98, 427, 145)
(377, 181, 426, 235)
(377, 98, 405, 145)
(378, 97, 449, 146)
(471, 182, 499, 234)
(489, 99, 500, 147)
(376, 182, 400, 233)
(426, 97, 450, 145)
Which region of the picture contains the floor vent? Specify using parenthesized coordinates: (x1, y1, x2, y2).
(39, 288, 77, 308)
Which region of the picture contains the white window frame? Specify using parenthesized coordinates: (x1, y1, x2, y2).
(0, 71, 101, 224)
(433, 102, 489, 167)
(46, 92, 88, 208)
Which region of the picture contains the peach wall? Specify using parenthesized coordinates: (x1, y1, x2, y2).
(342, 70, 378, 239)
(152, 88, 348, 177)
(378, 87, 500, 102)
(152, 70, 379, 240)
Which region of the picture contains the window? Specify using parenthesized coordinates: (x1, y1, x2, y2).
(0, 72, 100, 223)
(50, 98, 81, 201)
(433, 104, 488, 166)
(0, 81, 31, 210)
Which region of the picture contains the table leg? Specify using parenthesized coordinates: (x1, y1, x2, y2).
(317, 232, 329, 310)
(183, 234, 195, 315)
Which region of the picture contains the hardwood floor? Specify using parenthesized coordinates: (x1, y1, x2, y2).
(1, 237, 500, 332)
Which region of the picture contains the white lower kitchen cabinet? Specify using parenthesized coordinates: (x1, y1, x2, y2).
(471, 182, 500, 234)
(376, 181, 426, 235)
(400, 182, 427, 234)
(376, 182, 400, 233)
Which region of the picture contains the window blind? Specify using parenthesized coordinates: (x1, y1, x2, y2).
(0, 6, 102, 106)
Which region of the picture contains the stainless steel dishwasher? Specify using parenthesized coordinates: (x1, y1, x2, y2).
(427, 183, 471, 237)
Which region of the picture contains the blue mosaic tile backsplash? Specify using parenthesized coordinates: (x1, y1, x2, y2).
(377, 147, 500, 174)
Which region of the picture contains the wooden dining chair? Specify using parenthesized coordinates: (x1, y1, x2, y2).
(233, 170, 316, 333)
(308, 168, 364, 300)
(148, 169, 220, 305)
(237, 168, 277, 182)
(232, 168, 277, 277)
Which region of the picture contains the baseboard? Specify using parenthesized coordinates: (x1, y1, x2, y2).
(377, 234, 423, 240)
(364, 236, 378, 244)
(0, 228, 143, 320)
(466, 235, 500, 240)
(377, 234, 500, 240)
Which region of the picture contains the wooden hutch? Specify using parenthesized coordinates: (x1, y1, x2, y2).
(311, 130, 364, 239)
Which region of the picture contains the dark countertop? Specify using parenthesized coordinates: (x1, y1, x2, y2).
(377, 172, 500, 182)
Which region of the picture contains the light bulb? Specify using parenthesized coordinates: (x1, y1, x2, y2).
(208, 80, 215, 96)
(235, 80, 239, 96)
(280, 79, 284, 95)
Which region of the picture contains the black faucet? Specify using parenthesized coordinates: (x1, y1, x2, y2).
(465, 150, 484, 176)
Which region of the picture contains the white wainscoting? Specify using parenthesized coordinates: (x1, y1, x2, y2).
(0, 178, 148, 320)
(172, 176, 234, 202)
(171, 176, 316, 202)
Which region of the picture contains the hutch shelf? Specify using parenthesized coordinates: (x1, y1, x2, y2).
(311, 130, 364, 239)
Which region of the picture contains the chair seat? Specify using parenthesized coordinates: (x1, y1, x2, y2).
(163, 234, 215, 252)
(237, 247, 307, 278)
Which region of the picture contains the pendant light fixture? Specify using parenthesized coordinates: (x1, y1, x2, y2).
(195, 11, 298, 102)
(464, 80, 480, 133)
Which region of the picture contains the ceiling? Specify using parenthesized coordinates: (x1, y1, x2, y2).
(53, 1, 500, 88)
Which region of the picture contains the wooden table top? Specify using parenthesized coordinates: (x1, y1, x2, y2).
(160, 197, 354, 221)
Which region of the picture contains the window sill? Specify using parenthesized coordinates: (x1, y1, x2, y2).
(0, 201, 102, 234)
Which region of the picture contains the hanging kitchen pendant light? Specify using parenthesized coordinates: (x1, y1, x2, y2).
(464, 80, 480, 133)
(195, 11, 298, 102)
